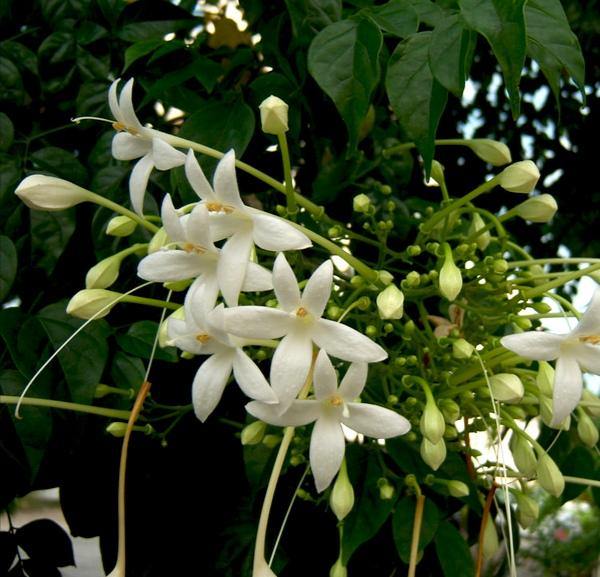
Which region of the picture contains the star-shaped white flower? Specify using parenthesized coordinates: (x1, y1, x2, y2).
(247, 350, 410, 491)
(109, 79, 185, 215)
(223, 253, 388, 410)
(501, 289, 600, 425)
(168, 297, 278, 422)
(185, 150, 312, 306)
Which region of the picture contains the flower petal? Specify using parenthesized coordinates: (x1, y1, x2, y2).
(246, 399, 321, 427)
(151, 138, 186, 171)
(252, 212, 312, 251)
(192, 352, 235, 422)
(118, 78, 144, 133)
(223, 306, 292, 339)
(184, 204, 215, 250)
(186, 276, 220, 319)
(218, 230, 253, 306)
(213, 149, 244, 208)
(232, 349, 278, 404)
(573, 342, 600, 374)
(167, 317, 205, 354)
(129, 154, 154, 215)
(313, 350, 337, 400)
(312, 319, 388, 363)
(112, 132, 150, 160)
(343, 403, 411, 438)
(570, 288, 600, 339)
(338, 362, 368, 401)
(161, 194, 185, 243)
(500, 331, 564, 360)
(242, 263, 273, 292)
(137, 251, 209, 282)
(185, 149, 216, 202)
(272, 253, 300, 312)
(108, 79, 121, 122)
(552, 353, 583, 426)
(301, 260, 333, 319)
(310, 416, 345, 492)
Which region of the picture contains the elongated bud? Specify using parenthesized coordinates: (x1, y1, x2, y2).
(420, 396, 445, 444)
(468, 212, 491, 250)
(510, 433, 537, 477)
(15, 174, 92, 211)
(540, 396, 570, 430)
(489, 373, 524, 402)
(352, 193, 370, 213)
(447, 480, 470, 498)
(262, 434, 281, 448)
(148, 227, 168, 253)
(259, 95, 289, 135)
(429, 160, 445, 186)
(420, 438, 446, 470)
(513, 194, 558, 222)
(85, 254, 123, 289)
(329, 558, 347, 577)
(376, 284, 404, 320)
(106, 215, 137, 237)
(498, 160, 540, 193)
(576, 410, 599, 448)
(536, 453, 564, 497)
(377, 477, 395, 500)
(452, 338, 474, 359)
(582, 390, 600, 417)
(536, 361, 555, 397)
(465, 139, 512, 166)
(515, 492, 539, 529)
(439, 244, 462, 301)
(241, 420, 267, 446)
(330, 459, 354, 520)
(66, 289, 121, 319)
(377, 270, 394, 286)
(482, 519, 500, 560)
(439, 398, 461, 423)
(106, 422, 153, 437)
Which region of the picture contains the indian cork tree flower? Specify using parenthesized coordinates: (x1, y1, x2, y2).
(497, 160, 540, 193)
(185, 149, 311, 306)
(439, 243, 462, 301)
(259, 95, 289, 135)
(223, 253, 388, 411)
(376, 283, 404, 320)
(464, 139, 512, 166)
(501, 289, 600, 425)
(513, 194, 558, 222)
(246, 350, 410, 492)
(108, 79, 185, 215)
(15, 175, 92, 210)
(468, 212, 491, 251)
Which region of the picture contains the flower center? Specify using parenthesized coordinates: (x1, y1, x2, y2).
(580, 335, 600, 345)
(112, 121, 140, 136)
(195, 333, 211, 343)
(182, 242, 206, 255)
(206, 201, 234, 214)
(329, 395, 344, 407)
(296, 307, 308, 317)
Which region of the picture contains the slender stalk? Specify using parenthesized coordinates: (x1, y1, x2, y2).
(476, 483, 498, 577)
(121, 294, 180, 311)
(277, 133, 297, 216)
(507, 257, 600, 268)
(563, 476, 600, 489)
(522, 263, 600, 299)
(408, 493, 426, 577)
(1, 395, 131, 420)
(85, 190, 159, 233)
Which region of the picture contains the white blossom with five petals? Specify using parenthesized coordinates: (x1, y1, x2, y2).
(501, 289, 600, 425)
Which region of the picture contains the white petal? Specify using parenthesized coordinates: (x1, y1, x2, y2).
(573, 342, 600, 374)
(192, 352, 235, 422)
(184, 204, 214, 251)
(129, 154, 154, 215)
(218, 230, 253, 307)
(301, 260, 333, 319)
(270, 331, 314, 409)
(151, 138, 185, 171)
(552, 354, 583, 426)
(232, 349, 278, 403)
(313, 350, 337, 400)
(161, 194, 185, 243)
(186, 276, 220, 319)
(310, 416, 345, 492)
(167, 317, 204, 355)
(272, 253, 300, 312)
(185, 149, 216, 202)
(208, 213, 239, 241)
(213, 150, 244, 208)
(570, 288, 600, 338)
(118, 78, 144, 132)
(246, 399, 321, 427)
(137, 251, 208, 282)
(108, 79, 121, 122)
(343, 403, 411, 438)
(252, 212, 312, 251)
(338, 362, 368, 400)
(500, 332, 564, 360)
(112, 132, 150, 160)
(312, 319, 388, 362)
(242, 262, 273, 292)
(223, 306, 292, 339)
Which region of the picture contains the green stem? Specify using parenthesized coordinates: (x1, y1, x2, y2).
(121, 294, 180, 310)
(277, 132, 297, 216)
(508, 257, 600, 268)
(85, 190, 159, 233)
(562, 476, 600, 489)
(522, 263, 600, 299)
(1, 395, 132, 420)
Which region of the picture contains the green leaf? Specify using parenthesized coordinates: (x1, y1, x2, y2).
(407, 0, 446, 27)
(76, 48, 110, 81)
(90, 165, 129, 197)
(0, 112, 15, 152)
(0, 236, 17, 302)
(0, 155, 21, 208)
(0, 309, 41, 378)
(0, 41, 38, 76)
(525, 0, 586, 106)
(123, 38, 165, 71)
(434, 521, 475, 577)
(30, 210, 76, 275)
(0, 57, 24, 104)
(110, 352, 145, 391)
(367, 0, 419, 38)
(386, 32, 448, 175)
(429, 14, 476, 97)
(285, 0, 342, 42)
(560, 446, 598, 503)
(308, 17, 382, 150)
(38, 31, 77, 65)
(392, 496, 440, 563)
(76, 21, 108, 45)
(116, 321, 179, 363)
(117, 20, 195, 42)
(459, 0, 526, 118)
(76, 81, 111, 117)
(30, 147, 88, 186)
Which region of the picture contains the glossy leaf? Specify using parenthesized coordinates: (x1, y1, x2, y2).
(285, 0, 342, 42)
(367, 0, 419, 38)
(0, 113, 14, 152)
(30, 147, 88, 186)
(116, 320, 179, 363)
(393, 496, 440, 563)
(111, 352, 146, 391)
(30, 210, 76, 275)
(0, 236, 17, 302)
(16, 519, 74, 567)
(560, 446, 598, 503)
(407, 0, 446, 27)
(434, 521, 475, 577)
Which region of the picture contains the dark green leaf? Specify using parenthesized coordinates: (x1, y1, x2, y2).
(0, 309, 41, 376)
(0, 236, 17, 302)
(37, 32, 77, 65)
(111, 352, 145, 391)
(434, 521, 475, 577)
(459, 0, 526, 118)
(30, 210, 76, 275)
(76, 48, 110, 81)
(0, 41, 38, 76)
(116, 321, 179, 363)
(76, 81, 111, 117)
(0, 57, 24, 104)
(117, 20, 195, 42)
(285, 0, 342, 42)
(560, 446, 598, 503)
(0, 155, 21, 208)
(90, 165, 129, 198)
(0, 113, 14, 152)
(525, 0, 586, 105)
(16, 519, 74, 567)
(123, 38, 165, 71)
(367, 0, 419, 38)
(76, 21, 108, 45)
(308, 17, 382, 150)
(393, 496, 440, 562)
(386, 32, 448, 175)
(407, 0, 446, 27)
(30, 147, 88, 186)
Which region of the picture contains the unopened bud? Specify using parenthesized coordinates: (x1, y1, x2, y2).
(377, 477, 395, 500)
(540, 396, 570, 430)
(262, 434, 281, 448)
(469, 212, 491, 251)
(353, 193, 370, 213)
(66, 289, 121, 319)
(420, 438, 446, 470)
(259, 95, 289, 135)
(106, 215, 137, 237)
(510, 433, 537, 477)
(515, 492, 539, 529)
(429, 160, 445, 186)
(106, 422, 129, 437)
(482, 520, 500, 560)
(376, 284, 404, 320)
(577, 410, 599, 448)
(466, 139, 512, 166)
(241, 420, 267, 445)
(15, 174, 92, 211)
(439, 244, 462, 301)
(85, 254, 122, 289)
(453, 338, 474, 360)
(439, 398, 461, 423)
(330, 459, 354, 521)
(447, 480, 469, 498)
(536, 453, 564, 497)
(148, 227, 168, 253)
(420, 396, 445, 443)
(536, 361, 555, 397)
(498, 160, 540, 193)
(582, 390, 600, 417)
(489, 373, 524, 402)
(329, 558, 347, 577)
(514, 194, 558, 222)
(377, 270, 394, 286)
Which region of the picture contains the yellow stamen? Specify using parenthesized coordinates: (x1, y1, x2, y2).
(329, 395, 344, 407)
(296, 307, 308, 317)
(182, 242, 206, 255)
(112, 121, 139, 136)
(206, 201, 234, 214)
(580, 336, 600, 345)
(196, 334, 211, 343)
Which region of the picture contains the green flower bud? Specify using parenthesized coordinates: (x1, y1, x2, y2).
(540, 396, 570, 430)
(366, 325, 377, 337)
(515, 492, 539, 529)
(536, 453, 565, 497)
(241, 420, 267, 445)
(148, 227, 168, 253)
(406, 245, 421, 257)
(353, 193, 371, 213)
(85, 255, 122, 289)
(328, 226, 342, 238)
(536, 361, 555, 397)
(106, 215, 137, 237)
(163, 279, 192, 292)
(510, 433, 537, 477)
(492, 259, 508, 274)
(106, 422, 129, 437)
(447, 480, 470, 498)
(466, 139, 512, 166)
(376, 284, 404, 320)
(576, 410, 599, 448)
(498, 160, 540, 193)
(430, 160, 445, 186)
(514, 194, 558, 223)
(439, 244, 462, 301)
(377, 478, 395, 500)
(377, 270, 394, 286)
(330, 459, 354, 521)
(15, 174, 92, 211)
(489, 373, 524, 402)
(420, 396, 445, 443)
(329, 558, 347, 577)
(262, 434, 281, 448)
(453, 338, 474, 360)
(469, 212, 491, 251)
(66, 289, 121, 319)
(95, 384, 117, 399)
(402, 271, 421, 289)
(327, 305, 342, 320)
(259, 95, 289, 135)
(439, 398, 461, 423)
(582, 390, 600, 417)
(482, 520, 500, 560)
(380, 184, 392, 195)
(420, 438, 446, 470)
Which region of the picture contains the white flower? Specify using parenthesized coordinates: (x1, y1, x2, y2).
(246, 350, 410, 491)
(167, 297, 278, 421)
(109, 79, 185, 215)
(15, 175, 92, 211)
(501, 289, 600, 425)
(223, 253, 388, 410)
(185, 150, 311, 305)
(137, 195, 272, 309)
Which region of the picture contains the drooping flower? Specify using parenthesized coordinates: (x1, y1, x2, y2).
(501, 289, 600, 425)
(246, 350, 410, 491)
(223, 253, 388, 410)
(185, 150, 311, 305)
(109, 79, 185, 214)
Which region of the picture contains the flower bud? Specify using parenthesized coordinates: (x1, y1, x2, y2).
(452, 338, 474, 360)
(439, 244, 462, 301)
(582, 390, 600, 417)
(262, 434, 281, 448)
(439, 398, 461, 423)
(329, 558, 347, 577)
(376, 284, 404, 320)
(536, 453, 564, 497)
(420, 438, 446, 470)
(420, 396, 445, 444)
(15, 174, 91, 211)
(148, 227, 168, 253)
(353, 193, 370, 213)
(540, 395, 570, 430)
(241, 420, 267, 446)
(376, 477, 395, 500)
(489, 373, 524, 402)
(510, 433, 537, 477)
(106, 215, 137, 237)
(377, 270, 394, 286)
(259, 95, 289, 135)
(447, 480, 469, 498)
(513, 194, 558, 223)
(482, 520, 500, 560)
(515, 492, 539, 529)
(85, 255, 122, 289)
(429, 160, 445, 186)
(66, 289, 121, 319)
(576, 410, 599, 448)
(330, 459, 354, 521)
(106, 422, 129, 437)
(94, 384, 114, 398)
(469, 212, 491, 251)
(466, 139, 512, 166)
(536, 361, 555, 397)
(498, 160, 540, 193)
